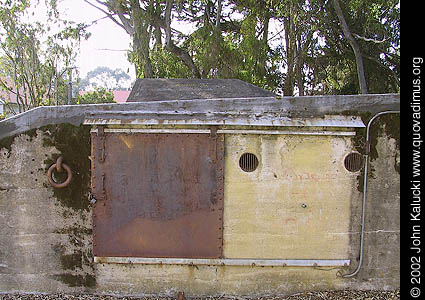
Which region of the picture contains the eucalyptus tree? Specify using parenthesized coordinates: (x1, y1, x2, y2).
(82, 0, 399, 95)
(0, 0, 89, 114)
(82, 0, 283, 91)
(315, 0, 400, 94)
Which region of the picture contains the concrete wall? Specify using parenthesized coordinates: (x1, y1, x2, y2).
(0, 126, 95, 294)
(0, 119, 400, 296)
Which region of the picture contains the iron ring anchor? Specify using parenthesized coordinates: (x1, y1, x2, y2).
(47, 156, 72, 188)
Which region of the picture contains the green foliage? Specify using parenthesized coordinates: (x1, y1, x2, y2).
(0, 0, 88, 113)
(76, 88, 115, 104)
(86, 0, 399, 95)
(6, 0, 398, 97)
(178, 8, 281, 91)
(0, 107, 8, 120)
(311, 0, 400, 94)
(150, 48, 192, 78)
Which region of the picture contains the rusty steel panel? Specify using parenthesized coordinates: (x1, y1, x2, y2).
(91, 130, 224, 258)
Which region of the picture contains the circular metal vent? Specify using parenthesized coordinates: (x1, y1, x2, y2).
(344, 152, 364, 172)
(239, 153, 259, 172)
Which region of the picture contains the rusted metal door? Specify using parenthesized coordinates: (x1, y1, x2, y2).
(91, 129, 224, 258)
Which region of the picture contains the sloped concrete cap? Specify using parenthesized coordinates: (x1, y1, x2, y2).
(0, 93, 401, 140)
(127, 79, 276, 102)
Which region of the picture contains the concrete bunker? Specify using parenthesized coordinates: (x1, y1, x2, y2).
(0, 79, 400, 296)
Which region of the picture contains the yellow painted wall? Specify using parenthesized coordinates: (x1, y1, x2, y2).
(223, 134, 356, 259)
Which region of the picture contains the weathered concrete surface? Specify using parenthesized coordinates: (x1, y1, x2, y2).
(0, 127, 95, 294)
(127, 79, 277, 101)
(94, 264, 345, 296)
(361, 132, 400, 286)
(344, 115, 400, 289)
(0, 94, 399, 140)
(0, 116, 399, 296)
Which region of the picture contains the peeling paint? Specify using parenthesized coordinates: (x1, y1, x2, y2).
(368, 114, 400, 173)
(223, 134, 354, 260)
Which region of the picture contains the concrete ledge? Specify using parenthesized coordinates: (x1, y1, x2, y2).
(0, 94, 399, 140)
(94, 257, 351, 267)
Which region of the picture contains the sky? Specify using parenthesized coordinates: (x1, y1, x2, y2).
(57, 0, 136, 80)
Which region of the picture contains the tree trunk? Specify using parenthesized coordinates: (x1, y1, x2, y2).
(131, 1, 153, 78)
(282, 14, 295, 96)
(165, 0, 201, 78)
(216, 0, 222, 29)
(333, 0, 368, 94)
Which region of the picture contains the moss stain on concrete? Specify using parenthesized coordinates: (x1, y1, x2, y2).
(0, 128, 38, 157)
(52, 274, 96, 288)
(41, 124, 92, 211)
(53, 236, 96, 288)
(368, 114, 400, 173)
(1, 124, 97, 289)
(341, 111, 399, 192)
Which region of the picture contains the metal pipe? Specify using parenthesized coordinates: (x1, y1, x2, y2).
(342, 110, 400, 278)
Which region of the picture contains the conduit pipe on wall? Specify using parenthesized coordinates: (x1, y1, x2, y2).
(342, 110, 400, 278)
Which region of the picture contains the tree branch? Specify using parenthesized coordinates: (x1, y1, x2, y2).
(333, 0, 368, 94)
(112, 0, 135, 35)
(216, 0, 222, 29)
(83, 0, 129, 33)
(363, 54, 400, 87)
(164, 0, 201, 78)
(165, 0, 173, 46)
(353, 33, 388, 44)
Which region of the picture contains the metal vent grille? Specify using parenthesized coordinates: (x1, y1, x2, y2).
(344, 152, 363, 172)
(239, 153, 259, 172)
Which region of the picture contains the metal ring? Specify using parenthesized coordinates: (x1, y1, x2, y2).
(47, 160, 72, 188)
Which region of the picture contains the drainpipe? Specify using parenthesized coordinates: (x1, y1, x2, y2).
(342, 110, 400, 278)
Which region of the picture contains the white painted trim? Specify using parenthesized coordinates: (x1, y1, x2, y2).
(216, 130, 356, 136)
(83, 116, 365, 128)
(89, 128, 355, 136)
(90, 128, 211, 134)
